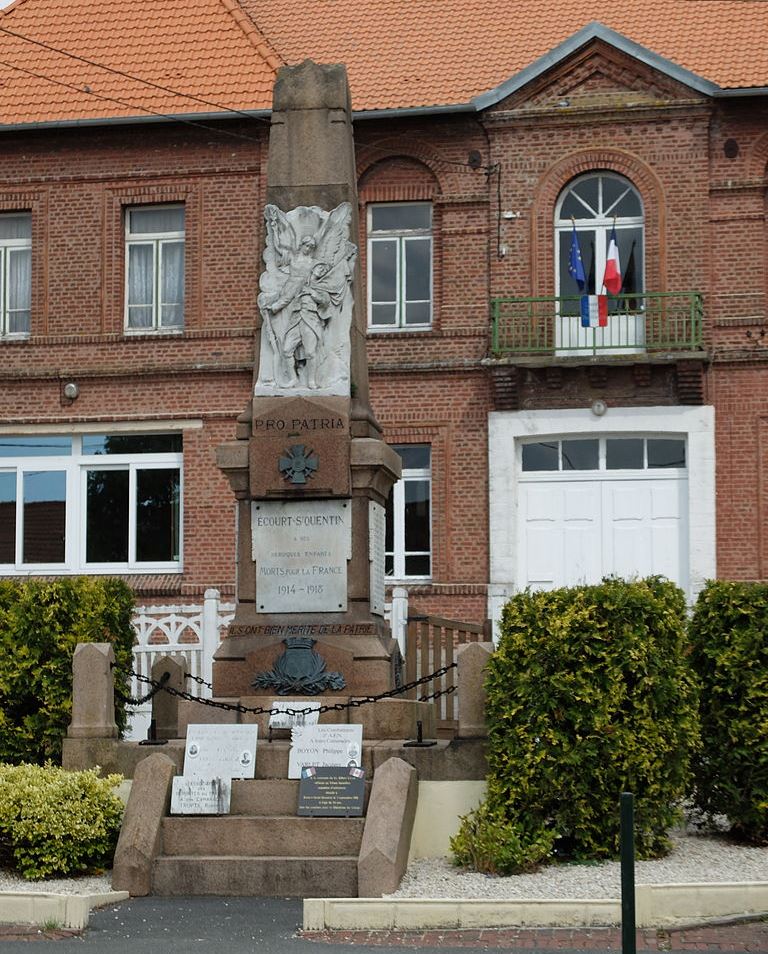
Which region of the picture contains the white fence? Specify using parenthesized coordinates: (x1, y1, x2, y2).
(126, 587, 410, 740)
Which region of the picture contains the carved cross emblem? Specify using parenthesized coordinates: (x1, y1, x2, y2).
(279, 444, 319, 484)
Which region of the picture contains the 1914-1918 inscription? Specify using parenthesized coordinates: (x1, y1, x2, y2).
(252, 500, 351, 613)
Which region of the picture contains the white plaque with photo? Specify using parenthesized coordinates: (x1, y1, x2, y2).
(288, 724, 363, 780)
(268, 699, 322, 730)
(183, 724, 258, 780)
(251, 500, 352, 613)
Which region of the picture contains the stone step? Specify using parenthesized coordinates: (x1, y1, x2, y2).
(161, 815, 365, 857)
(151, 855, 358, 898)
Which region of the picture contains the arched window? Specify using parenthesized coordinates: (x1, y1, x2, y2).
(555, 172, 644, 305)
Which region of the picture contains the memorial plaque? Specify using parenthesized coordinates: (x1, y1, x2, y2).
(369, 500, 385, 617)
(251, 499, 352, 613)
(268, 699, 321, 729)
(171, 776, 231, 815)
(288, 723, 363, 779)
(298, 766, 365, 817)
(183, 724, 258, 780)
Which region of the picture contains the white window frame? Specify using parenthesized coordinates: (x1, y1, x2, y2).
(554, 173, 644, 298)
(124, 204, 185, 333)
(0, 433, 183, 574)
(367, 202, 433, 331)
(0, 212, 32, 339)
(386, 446, 432, 580)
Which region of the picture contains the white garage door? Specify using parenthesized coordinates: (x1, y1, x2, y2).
(517, 436, 689, 593)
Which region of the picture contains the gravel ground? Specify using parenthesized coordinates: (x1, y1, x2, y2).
(0, 869, 113, 895)
(388, 832, 768, 900)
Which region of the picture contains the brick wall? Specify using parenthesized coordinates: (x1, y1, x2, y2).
(2, 46, 768, 618)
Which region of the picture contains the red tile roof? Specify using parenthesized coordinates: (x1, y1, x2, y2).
(1, 0, 767, 126)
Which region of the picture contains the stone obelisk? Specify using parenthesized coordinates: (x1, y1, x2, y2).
(214, 61, 401, 697)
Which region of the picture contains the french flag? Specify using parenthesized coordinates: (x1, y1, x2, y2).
(602, 225, 622, 295)
(580, 294, 608, 327)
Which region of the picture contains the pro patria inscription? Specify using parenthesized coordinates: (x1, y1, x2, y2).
(252, 500, 352, 613)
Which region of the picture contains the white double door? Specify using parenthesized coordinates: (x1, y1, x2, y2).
(517, 473, 689, 595)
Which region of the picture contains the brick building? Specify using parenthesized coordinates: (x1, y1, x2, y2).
(0, 0, 766, 631)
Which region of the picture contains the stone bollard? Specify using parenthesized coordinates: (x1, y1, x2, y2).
(112, 752, 176, 895)
(456, 641, 494, 738)
(151, 656, 186, 741)
(67, 643, 118, 739)
(358, 757, 417, 897)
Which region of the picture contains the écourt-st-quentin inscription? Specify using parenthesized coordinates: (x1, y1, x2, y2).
(251, 499, 352, 613)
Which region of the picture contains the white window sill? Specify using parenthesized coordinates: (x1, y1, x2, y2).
(0, 333, 30, 342)
(123, 327, 184, 337)
(368, 325, 432, 334)
(0, 566, 183, 576)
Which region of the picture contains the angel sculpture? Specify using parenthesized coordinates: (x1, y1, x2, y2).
(256, 203, 356, 392)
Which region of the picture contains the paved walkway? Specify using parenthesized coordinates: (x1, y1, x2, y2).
(0, 899, 765, 952)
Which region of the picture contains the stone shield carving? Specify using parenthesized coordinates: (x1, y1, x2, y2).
(252, 637, 346, 695)
(255, 203, 356, 397)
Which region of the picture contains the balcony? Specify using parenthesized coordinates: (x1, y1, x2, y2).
(490, 292, 704, 362)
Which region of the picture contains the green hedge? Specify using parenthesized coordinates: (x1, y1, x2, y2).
(452, 577, 700, 874)
(0, 763, 124, 879)
(689, 581, 768, 844)
(0, 578, 135, 764)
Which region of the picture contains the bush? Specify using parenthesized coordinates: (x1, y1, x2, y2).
(0, 578, 135, 763)
(0, 763, 124, 879)
(689, 581, 768, 844)
(452, 578, 699, 872)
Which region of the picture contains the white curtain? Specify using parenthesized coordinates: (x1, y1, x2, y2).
(127, 243, 154, 328)
(7, 247, 31, 334)
(160, 241, 184, 327)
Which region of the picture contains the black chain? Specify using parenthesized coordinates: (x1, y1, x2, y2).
(116, 662, 457, 718)
(185, 672, 213, 691)
(114, 670, 171, 707)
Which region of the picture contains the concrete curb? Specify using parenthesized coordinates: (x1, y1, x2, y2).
(0, 890, 129, 930)
(303, 882, 768, 930)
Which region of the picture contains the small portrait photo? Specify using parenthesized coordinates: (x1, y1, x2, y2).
(187, 742, 200, 758)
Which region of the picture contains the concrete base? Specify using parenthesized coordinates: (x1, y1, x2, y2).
(0, 892, 128, 931)
(303, 882, 768, 930)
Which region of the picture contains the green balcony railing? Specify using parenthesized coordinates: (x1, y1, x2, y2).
(490, 291, 704, 357)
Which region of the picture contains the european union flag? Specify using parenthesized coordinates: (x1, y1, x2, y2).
(568, 224, 587, 292)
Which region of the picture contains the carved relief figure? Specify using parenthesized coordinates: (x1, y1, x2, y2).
(256, 203, 356, 394)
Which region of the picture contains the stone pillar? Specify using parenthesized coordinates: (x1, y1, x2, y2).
(456, 642, 494, 739)
(67, 643, 117, 740)
(151, 656, 185, 741)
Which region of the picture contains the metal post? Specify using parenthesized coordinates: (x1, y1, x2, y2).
(620, 792, 637, 954)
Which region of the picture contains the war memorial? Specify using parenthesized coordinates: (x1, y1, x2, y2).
(61, 60, 491, 901)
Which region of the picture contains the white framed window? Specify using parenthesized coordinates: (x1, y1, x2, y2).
(125, 205, 185, 332)
(385, 444, 431, 579)
(0, 433, 182, 573)
(368, 203, 432, 330)
(520, 437, 686, 473)
(555, 172, 644, 309)
(0, 213, 31, 338)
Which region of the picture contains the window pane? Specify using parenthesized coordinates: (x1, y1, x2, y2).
(561, 439, 598, 470)
(603, 177, 641, 218)
(405, 301, 430, 325)
(617, 227, 643, 297)
(8, 247, 31, 333)
(0, 472, 16, 563)
(0, 213, 31, 240)
(647, 439, 686, 469)
(371, 205, 431, 232)
(129, 207, 184, 235)
(405, 554, 430, 576)
(127, 243, 154, 329)
(563, 177, 599, 218)
(385, 487, 394, 553)
(86, 470, 129, 562)
(371, 304, 397, 326)
(371, 240, 397, 302)
(82, 433, 182, 455)
(404, 238, 431, 302)
(136, 468, 180, 562)
(394, 445, 430, 470)
(23, 470, 66, 563)
(606, 438, 644, 469)
(559, 229, 596, 310)
(160, 241, 184, 327)
(0, 436, 72, 457)
(522, 442, 559, 471)
(404, 479, 430, 553)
